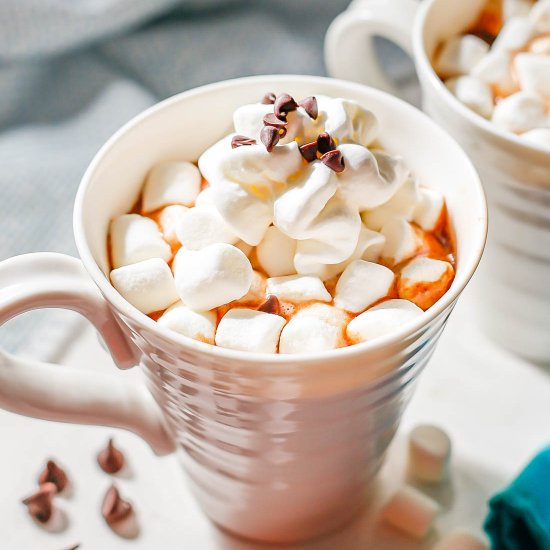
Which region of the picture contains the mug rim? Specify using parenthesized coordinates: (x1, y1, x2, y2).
(413, 0, 550, 158)
(74, 74, 487, 365)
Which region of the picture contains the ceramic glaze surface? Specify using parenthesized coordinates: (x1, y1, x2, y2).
(326, 0, 550, 362)
(0, 76, 486, 543)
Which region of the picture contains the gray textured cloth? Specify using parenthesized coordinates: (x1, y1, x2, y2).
(0, 0, 415, 356)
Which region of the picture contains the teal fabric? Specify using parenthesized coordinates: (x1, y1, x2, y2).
(485, 446, 550, 550)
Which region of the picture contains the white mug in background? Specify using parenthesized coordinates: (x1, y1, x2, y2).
(0, 75, 486, 543)
(326, 0, 550, 362)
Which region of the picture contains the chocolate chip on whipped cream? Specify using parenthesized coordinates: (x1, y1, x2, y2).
(107, 92, 456, 354)
(261, 91, 277, 104)
(231, 135, 257, 148)
(22, 482, 57, 523)
(102, 485, 133, 527)
(97, 438, 125, 474)
(38, 460, 68, 493)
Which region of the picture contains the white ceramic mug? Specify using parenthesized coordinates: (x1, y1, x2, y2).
(325, 0, 550, 363)
(0, 75, 486, 543)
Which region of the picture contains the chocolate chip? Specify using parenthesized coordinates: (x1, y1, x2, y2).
(298, 96, 318, 119)
(38, 460, 68, 493)
(260, 126, 280, 152)
(299, 141, 318, 162)
(274, 93, 298, 118)
(98, 438, 125, 474)
(261, 92, 277, 104)
(231, 135, 256, 148)
(321, 149, 345, 173)
(259, 295, 281, 315)
(102, 485, 133, 526)
(317, 132, 336, 154)
(22, 482, 57, 523)
(263, 113, 287, 128)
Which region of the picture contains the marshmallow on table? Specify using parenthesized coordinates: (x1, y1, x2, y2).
(471, 50, 516, 97)
(294, 193, 362, 273)
(175, 205, 238, 250)
(530, 0, 550, 32)
(173, 243, 253, 311)
(334, 260, 395, 313)
(492, 16, 535, 51)
(110, 213, 172, 268)
(408, 424, 452, 483)
(346, 299, 423, 344)
(157, 302, 217, 344)
(413, 187, 445, 231)
(380, 218, 424, 266)
(142, 161, 201, 213)
(212, 179, 272, 246)
(435, 35, 489, 78)
(433, 530, 488, 550)
(445, 75, 494, 119)
(361, 177, 419, 231)
(110, 258, 179, 314)
(381, 484, 440, 539)
(256, 225, 297, 277)
(215, 308, 286, 353)
(266, 274, 331, 303)
(398, 257, 454, 310)
(279, 316, 341, 354)
(337, 144, 408, 210)
(521, 128, 550, 150)
(157, 205, 188, 247)
(492, 91, 547, 134)
(515, 53, 550, 100)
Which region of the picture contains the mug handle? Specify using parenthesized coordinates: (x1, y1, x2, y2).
(324, 0, 420, 98)
(0, 252, 175, 455)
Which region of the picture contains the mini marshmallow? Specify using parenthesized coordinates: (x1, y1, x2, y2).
(215, 308, 286, 353)
(334, 260, 395, 313)
(413, 187, 445, 231)
(408, 424, 452, 483)
(521, 128, 550, 150)
(433, 529, 488, 550)
(504, 0, 534, 20)
(142, 161, 201, 213)
(492, 91, 547, 134)
(445, 75, 494, 118)
(380, 218, 424, 266)
(266, 274, 331, 303)
(213, 179, 272, 245)
(157, 204, 188, 247)
(157, 302, 217, 344)
(294, 302, 350, 329)
(256, 225, 297, 277)
(471, 50, 516, 97)
(492, 16, 535, 51)
(361, 178, 419, 231)
(197, 134, 233, 184)
(110, 258, 179, 314)
(173, 243, 253, 311)
(232, 270, 267, 307)
(175, 205, 238, 250)
(294, 193, 362, 273)
(110, 213, 171, 268)
(398, 257, 454, 310)
(337, 144, 409, 210)
(273, 161, 337, 239)
(529, 35, 550, 54)
(515, 53, 550, 100)
(530, 0, 550, 33)
(279, 316, 341, 354)
(346, 299, 423, 344)
(194, 186, 216, 207)
(381, 484, 440, 539)
(435, 35, 489, 78)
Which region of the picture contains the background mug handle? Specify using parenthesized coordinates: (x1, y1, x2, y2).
(0, 252, 174, 455)
(324, 0, 420, 99)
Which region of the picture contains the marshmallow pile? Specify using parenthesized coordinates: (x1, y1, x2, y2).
(436, 0, 550, 149)
(108, 92, 455, 354)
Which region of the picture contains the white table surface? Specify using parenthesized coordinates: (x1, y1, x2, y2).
(2, 282, 549, 550)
